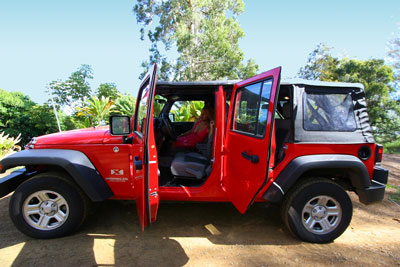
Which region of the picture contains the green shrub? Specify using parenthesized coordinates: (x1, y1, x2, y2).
(383, 140, 400, 154)
(171, 101, 204, 122)
(0, 131, 21, 158)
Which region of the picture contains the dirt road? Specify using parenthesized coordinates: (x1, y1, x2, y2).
(0, 155, 399, 267)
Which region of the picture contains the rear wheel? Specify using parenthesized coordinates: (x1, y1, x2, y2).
(9, 172, 90, 239)
(281, 178, 352, 243)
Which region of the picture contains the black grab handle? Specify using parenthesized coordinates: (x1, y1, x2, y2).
(134, 156, 143, 170)
(241, 151, 259, 163)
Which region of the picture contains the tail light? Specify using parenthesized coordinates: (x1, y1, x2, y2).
(375, 144, 383, 163)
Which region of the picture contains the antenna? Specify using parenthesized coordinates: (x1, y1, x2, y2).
(51, 98, 62, 132)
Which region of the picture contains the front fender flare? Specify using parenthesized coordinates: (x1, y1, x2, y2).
(263, 154, 371, 203)
(0, 149, 113, 201)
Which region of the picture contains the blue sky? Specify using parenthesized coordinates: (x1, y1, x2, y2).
(1, 0, 399, 103)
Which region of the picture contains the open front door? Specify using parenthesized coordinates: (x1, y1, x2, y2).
(224, 67, 281, 214)
(132, 64, 159, 231)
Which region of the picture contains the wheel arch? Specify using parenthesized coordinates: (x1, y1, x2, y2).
(0, 149, 113, 201)
(263, 154, 371, 203)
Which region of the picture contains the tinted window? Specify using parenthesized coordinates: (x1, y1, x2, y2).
(304, 92, 356, 131)
(232, 79, 273, 137)
(257, 80, 272, 136)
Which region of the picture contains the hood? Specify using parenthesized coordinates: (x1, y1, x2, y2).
(34, 127, 110, 145)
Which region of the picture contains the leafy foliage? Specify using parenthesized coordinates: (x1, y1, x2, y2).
(76, 96, 115, 127)
(133, 0, 258, 81)
(113, 94, 165, 118)
(0, 131, 21, 158)
(96, 83, 119, 100)
(114, 93, 136, 117)
(384, 139, 400, 154)
(298, 44, 399, 141)
(171, 101, 204, 122)
(47, 64, 93, 112)
(0, 89, 74, 144)
(153, 95, 167, 117)
(298, 44, 339, 81)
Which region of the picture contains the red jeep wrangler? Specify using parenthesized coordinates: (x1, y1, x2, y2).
(0, 65, 388, 243)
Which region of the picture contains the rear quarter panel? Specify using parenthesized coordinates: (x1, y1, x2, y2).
(255, 143, 376, 201)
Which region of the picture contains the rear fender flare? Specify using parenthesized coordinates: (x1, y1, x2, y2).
(263, 154, 370, 203)
(0, 149, 113, 201)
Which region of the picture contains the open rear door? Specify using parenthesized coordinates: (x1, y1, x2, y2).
(132, 64, 159, 230)
(224, 67, 281, 214)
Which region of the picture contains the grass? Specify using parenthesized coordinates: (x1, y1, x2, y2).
(387, 184, 400, 203)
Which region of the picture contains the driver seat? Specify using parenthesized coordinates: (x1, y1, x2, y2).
(170, 126, 214, 179)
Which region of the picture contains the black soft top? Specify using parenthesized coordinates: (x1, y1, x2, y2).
(157, 79, 373, 144)
(157, 79, 364, 89)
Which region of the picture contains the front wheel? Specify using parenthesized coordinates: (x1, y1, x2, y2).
(9, 172, 90, 239)
(281, 178, 353, 243)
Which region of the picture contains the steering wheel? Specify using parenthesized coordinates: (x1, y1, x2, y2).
(160, 113, 177, 140)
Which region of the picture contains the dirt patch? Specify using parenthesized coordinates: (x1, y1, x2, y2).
(0, 155, 399, 267)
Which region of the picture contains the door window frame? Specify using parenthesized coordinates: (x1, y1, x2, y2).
(231, 78, 274, 139)
(133, 76, 151, 139)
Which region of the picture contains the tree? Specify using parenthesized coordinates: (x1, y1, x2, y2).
(96, 83, 119, 100)
(387, 27, 400, 95)
(298, 43, 339, 81)
(47, 64, 93, 112)
(0, 89, 75, 144)
(133, 0, 258, 81)
(298, 44, 399, 141)
(76, 96, 115, 127)
(114, 93, 136, 117)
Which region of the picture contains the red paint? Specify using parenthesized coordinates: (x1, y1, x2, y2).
(224, 67, 281, 213)
(35, 127, 108, 145)
(28, 65, 380, 229)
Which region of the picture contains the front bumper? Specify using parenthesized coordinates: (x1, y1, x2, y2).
(356, 166, 388, 205)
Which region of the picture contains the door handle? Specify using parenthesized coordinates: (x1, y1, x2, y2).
(134, 156, 143, 170)
(241, 151, 259, 163)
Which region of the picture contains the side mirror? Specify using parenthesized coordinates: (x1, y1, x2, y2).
(110, 115, 131, 136)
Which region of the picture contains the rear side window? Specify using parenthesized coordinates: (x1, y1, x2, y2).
(232, 79, 273, 137)
(304, 92, 356, 131)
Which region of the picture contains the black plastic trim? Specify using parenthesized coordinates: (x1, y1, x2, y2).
(356, 181, 386, 204)
(372, 165, 388, 184)
(263, 154, 371, 203)
(0, 149, 113, 201)
(0, 168, 37, 198)
(109, 115, 131, 136)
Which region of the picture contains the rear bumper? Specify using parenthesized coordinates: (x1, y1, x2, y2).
(0, 168, 36, 198)
(356, 166, 388, 205)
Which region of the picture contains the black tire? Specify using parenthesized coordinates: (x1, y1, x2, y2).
(9, 172, 90, 239)
(281, 178, 352, 243)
